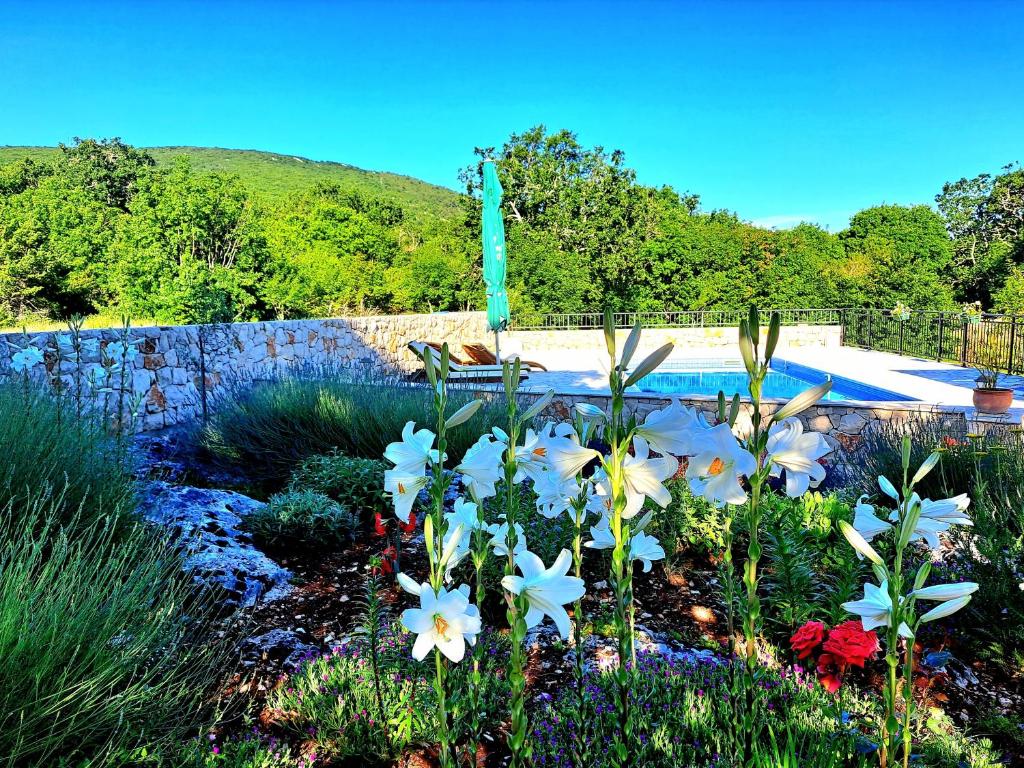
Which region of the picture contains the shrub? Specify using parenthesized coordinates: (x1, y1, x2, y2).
(200, 367, 504, 489)
(288, 451, 389, 521)
(0, 491, 229, 767)
(264, 624, 509, 763)
(245, 489, 357, 549)
(648, 476, 726, 560)
(0, 382, 136, 532)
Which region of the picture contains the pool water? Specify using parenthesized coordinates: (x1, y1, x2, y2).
(634, 359, 913, 402)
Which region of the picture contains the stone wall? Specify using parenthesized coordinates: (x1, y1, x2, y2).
(0, 312, 488, 431)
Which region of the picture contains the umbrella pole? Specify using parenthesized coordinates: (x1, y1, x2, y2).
(494, 329, 501, 364)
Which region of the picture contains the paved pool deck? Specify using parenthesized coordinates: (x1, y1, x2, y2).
(497, 346, 1024, 424)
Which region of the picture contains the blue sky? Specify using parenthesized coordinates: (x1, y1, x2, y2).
(1, 0, 1021, 230)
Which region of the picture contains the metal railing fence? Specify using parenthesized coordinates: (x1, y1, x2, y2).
(511, 307, 1024, 375)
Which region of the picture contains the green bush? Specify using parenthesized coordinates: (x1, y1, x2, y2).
(288, 451, 389, 521)
(0, 491, 229, 767)
(245, 489, 357, 549)
(200, 368, 504, 489)
(648, 476, 726, 560)
(0, 382, 136, 531)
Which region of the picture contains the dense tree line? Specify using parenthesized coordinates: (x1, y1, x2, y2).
(0, 132, 1021, 326)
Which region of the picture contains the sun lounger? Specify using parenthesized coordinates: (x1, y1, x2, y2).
(408, 341, 527, 382)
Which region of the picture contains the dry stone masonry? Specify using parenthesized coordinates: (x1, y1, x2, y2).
(0, 312, 488, 431)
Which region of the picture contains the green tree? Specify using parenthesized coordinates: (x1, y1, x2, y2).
(110, 157, 267, 324)
(261, 183, 399, 317)
(838, 204, 955, 310)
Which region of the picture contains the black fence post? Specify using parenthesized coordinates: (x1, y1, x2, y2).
(936, 315, 944, 361)
(898, 320, 905, 356)
(867, 312, 873, 349)
(960, 320, 968, 367)
(1010, 316, 1018, 374)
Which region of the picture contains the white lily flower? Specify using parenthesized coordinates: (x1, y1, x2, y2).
(441, 523, 469, 581)
(842, 581, 911, 637)
(630, 530, 666, 572)
(919, 594, 973, 623)
(384, 422, 441, 475)
(840, 520, 884, 564)
(852, 494, 893, 544)
(843, 581, 892, 631)
(585, 513, 615, 550)
(501, 549, 585, 639)
(621, 437, 677, 518)
(383, 469, 428, 523)
(913, 582, 979, 601)
(635, 399, 708, 457)
(514, 428, 552, 483)
(545, 435, 602, 481)
(10, 345, 44, 372)
(533, 470, 581, 519)
(765, 417, 831, 497)
(487, 517, 527, 557)
(401, 584, 482, 662)
(586, 512, 662, 571)
(919, 493, 972, 527)
(686, 423, 757, 507)
(456, 434, 506, 500)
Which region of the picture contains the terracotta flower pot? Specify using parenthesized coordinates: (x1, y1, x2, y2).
(973, 387, 1013, 414)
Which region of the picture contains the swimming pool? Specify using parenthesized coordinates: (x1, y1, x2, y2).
(633, 358, 914, 402)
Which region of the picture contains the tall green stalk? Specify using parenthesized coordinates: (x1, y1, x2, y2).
(422, 345, 455, 768)
(499, 359, 532, 768)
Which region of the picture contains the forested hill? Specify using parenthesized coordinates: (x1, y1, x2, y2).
(1, 130, 1021, 330)
(0, 145, 462, 224)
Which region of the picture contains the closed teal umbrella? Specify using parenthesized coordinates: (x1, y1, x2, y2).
(482, 159, 510, 359)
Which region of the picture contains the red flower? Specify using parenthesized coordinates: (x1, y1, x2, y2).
(380, 545, 397, 574)
(816, 652, 843, 693)
(822, 620, 880, 668)
(398, 512, 417, 534)
(790, 620, 827, 660)
(373, 512, 387, 537)
(942, 435, 959, 449)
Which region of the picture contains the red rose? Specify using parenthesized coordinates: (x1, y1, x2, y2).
(816, 652, 843, 693)
(398, 512, 417, 534)
(790, 620, 827, 660)
(822, 620, 880, 668)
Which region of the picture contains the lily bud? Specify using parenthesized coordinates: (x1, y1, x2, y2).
(840, 520, 883, 565)
(624, 343, 674, 387)
(520, 389, 555, 423)
(445, 399, 483, 430)
(772, 381, 832, 422)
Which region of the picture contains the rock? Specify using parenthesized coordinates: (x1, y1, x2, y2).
(838, 412, 868, 434)
(242, 629, 317, 670)
(139, 480, 291, 609)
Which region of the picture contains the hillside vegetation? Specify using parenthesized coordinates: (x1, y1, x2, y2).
(0, 145, 462, 225)
(0, 130, 1021, 329)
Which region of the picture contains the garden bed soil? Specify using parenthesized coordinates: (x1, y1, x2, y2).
(212, 528, 1023, 767)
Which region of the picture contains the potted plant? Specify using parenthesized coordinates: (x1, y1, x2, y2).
(973, 345, 1013, 414)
